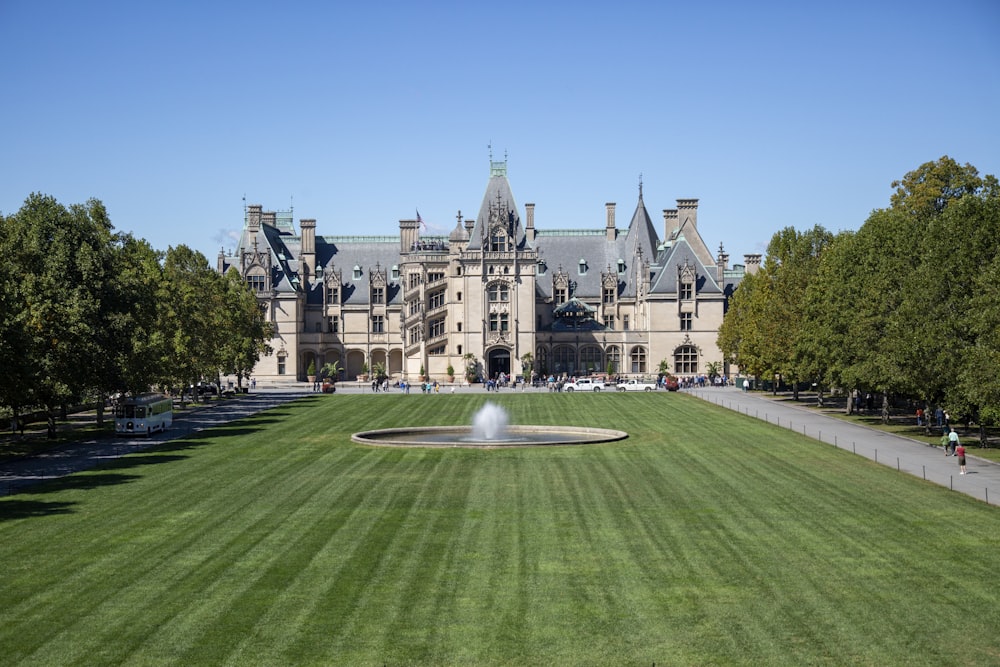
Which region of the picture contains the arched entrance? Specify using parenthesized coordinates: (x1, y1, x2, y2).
(487, 348, 511, 380)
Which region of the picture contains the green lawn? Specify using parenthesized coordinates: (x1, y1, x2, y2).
(2, 393, 999, 665)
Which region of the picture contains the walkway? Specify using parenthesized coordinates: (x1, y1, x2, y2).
(0, 390, 308, 497)
(687, 387, 1000, 507)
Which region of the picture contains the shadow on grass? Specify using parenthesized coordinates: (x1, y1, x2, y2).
(0, 498, 77, 520)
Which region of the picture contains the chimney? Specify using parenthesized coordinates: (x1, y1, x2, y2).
(525, 203, 536, 243)
(677, 199, 699, 230)
(247, 204, 262, 234)
(300, 219, 316, 289)
(400, 219, 419, 254)
(262, 211, 277, 228)
(605, 203, 616, 241)
(663, 209, 679, 240)
(716, 244, 729, 283)
(743, 253, 762, 275)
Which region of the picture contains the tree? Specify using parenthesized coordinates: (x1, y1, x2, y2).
(157, 246, 231, 401)
(219, 268, 273, 389)
(321, 360, 343, 383)
(1, 195, 118, 437)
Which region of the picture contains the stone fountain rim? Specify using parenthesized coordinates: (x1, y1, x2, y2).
(351, 425, 628, 448)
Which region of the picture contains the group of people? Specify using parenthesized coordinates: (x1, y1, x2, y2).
(941, 427, 968, 474)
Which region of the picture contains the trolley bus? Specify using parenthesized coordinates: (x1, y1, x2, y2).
(115, 393, 173, 435)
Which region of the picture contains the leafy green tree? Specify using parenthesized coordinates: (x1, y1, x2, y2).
(157, 246, 231, 401)
(219, 268, 273, 390)
(0, 195, 117, 436)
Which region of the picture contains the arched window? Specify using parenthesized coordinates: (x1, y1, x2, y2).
(674, 345, 699, 374)
(606, 346, 621, 374)
(536, 346, 548, 374)
(580, 346, 602, 374)
(553, 346, 575, 374)
(630, 346, 647, 374)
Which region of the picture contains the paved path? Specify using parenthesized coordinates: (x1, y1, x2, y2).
(687, 387, 1000, 507)
(0, 390, 308, 497)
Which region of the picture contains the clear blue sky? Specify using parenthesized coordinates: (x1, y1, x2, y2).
(2, 0, 998, 262)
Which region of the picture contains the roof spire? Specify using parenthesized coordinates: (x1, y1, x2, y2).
(638, 173, 643, 199)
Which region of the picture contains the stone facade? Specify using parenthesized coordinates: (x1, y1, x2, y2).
(218, 161, 760, 385)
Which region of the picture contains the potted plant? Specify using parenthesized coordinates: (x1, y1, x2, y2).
(372, 361, 387, 383)
(358, 361, 369, 382)
(321, 360, 342, 393)
(463, 353, 478, 383)
(446, 363, 455, 383)
(418, 364, 426, 382)
(306, 359, 317, 384)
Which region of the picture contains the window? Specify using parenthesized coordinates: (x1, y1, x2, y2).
(623, 315, 630, 331)
(391, 265, 399, 280)
(457, 344, 463, 355)
(428, 344, 446, 355)
(428, 289, 446, 310)
(617, 259, 626, 273)
(607, 346, 621, 374)
(409, 300, 421, 316)
(604, 315, 615, 329)
(457, 291, 462, 302)
(371, 315, 385, 333)
(457, 322, 462, 332)
(247, 273, 266, 292)
(372, 287, 384, 304)
(409, 273, 421, 289)
(408, 326, 421, 345)
(328, 286, 339, 304)
(603, 287, 615, 304)
(490, 231, 508, 252)
(674, 345, 698, 374)
(680, 282, 693, 300)
(488, 283, 509, 303)
(578, 258, 587, 274)
(489, 312, 509, 332)
(328, 316, 339, 333)
(680, 313, 692, 331)
(554, 287, 567, 305)
(553, 346, 574, 374)
(277, 354, 287, 375)
(580, 346, 602, 373)
(353, 265, 362, 280)
(429, 317, 446, 338)
(630, 346, 647, 373)
(427, 271, 445, 282)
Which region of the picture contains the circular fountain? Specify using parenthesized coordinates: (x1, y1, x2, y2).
(352, 402, 627, 448)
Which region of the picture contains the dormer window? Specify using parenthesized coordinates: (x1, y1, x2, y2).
(617, 259, 626, 273)
(489, 228, 509, 251)
(353, 265, 362, 280)
(371, 286, 384, 304)
(391, 265, 399, 281)
(578, 258, 587, 275)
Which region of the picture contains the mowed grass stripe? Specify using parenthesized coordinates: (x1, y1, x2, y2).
(2, 393, 1000, 665)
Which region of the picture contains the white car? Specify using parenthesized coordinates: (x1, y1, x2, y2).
(616, 379, 658, 392)
(564, 378, 605, 392)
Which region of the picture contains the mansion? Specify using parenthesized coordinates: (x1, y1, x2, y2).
(218, 160, 760, 384)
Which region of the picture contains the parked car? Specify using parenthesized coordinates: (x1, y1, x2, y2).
(617, 378, 658, 392)
(564, 378, 605, 392)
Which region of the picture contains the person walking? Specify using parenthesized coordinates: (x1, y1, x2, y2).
(941, 432, 951, 455)
(948, 427, 960, 457)
(956, 441, 967, 475)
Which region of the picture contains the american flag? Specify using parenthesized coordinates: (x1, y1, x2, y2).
(417, 209, 427, 230)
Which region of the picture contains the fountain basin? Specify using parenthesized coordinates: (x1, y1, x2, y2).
(351, 425, 628, 448)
